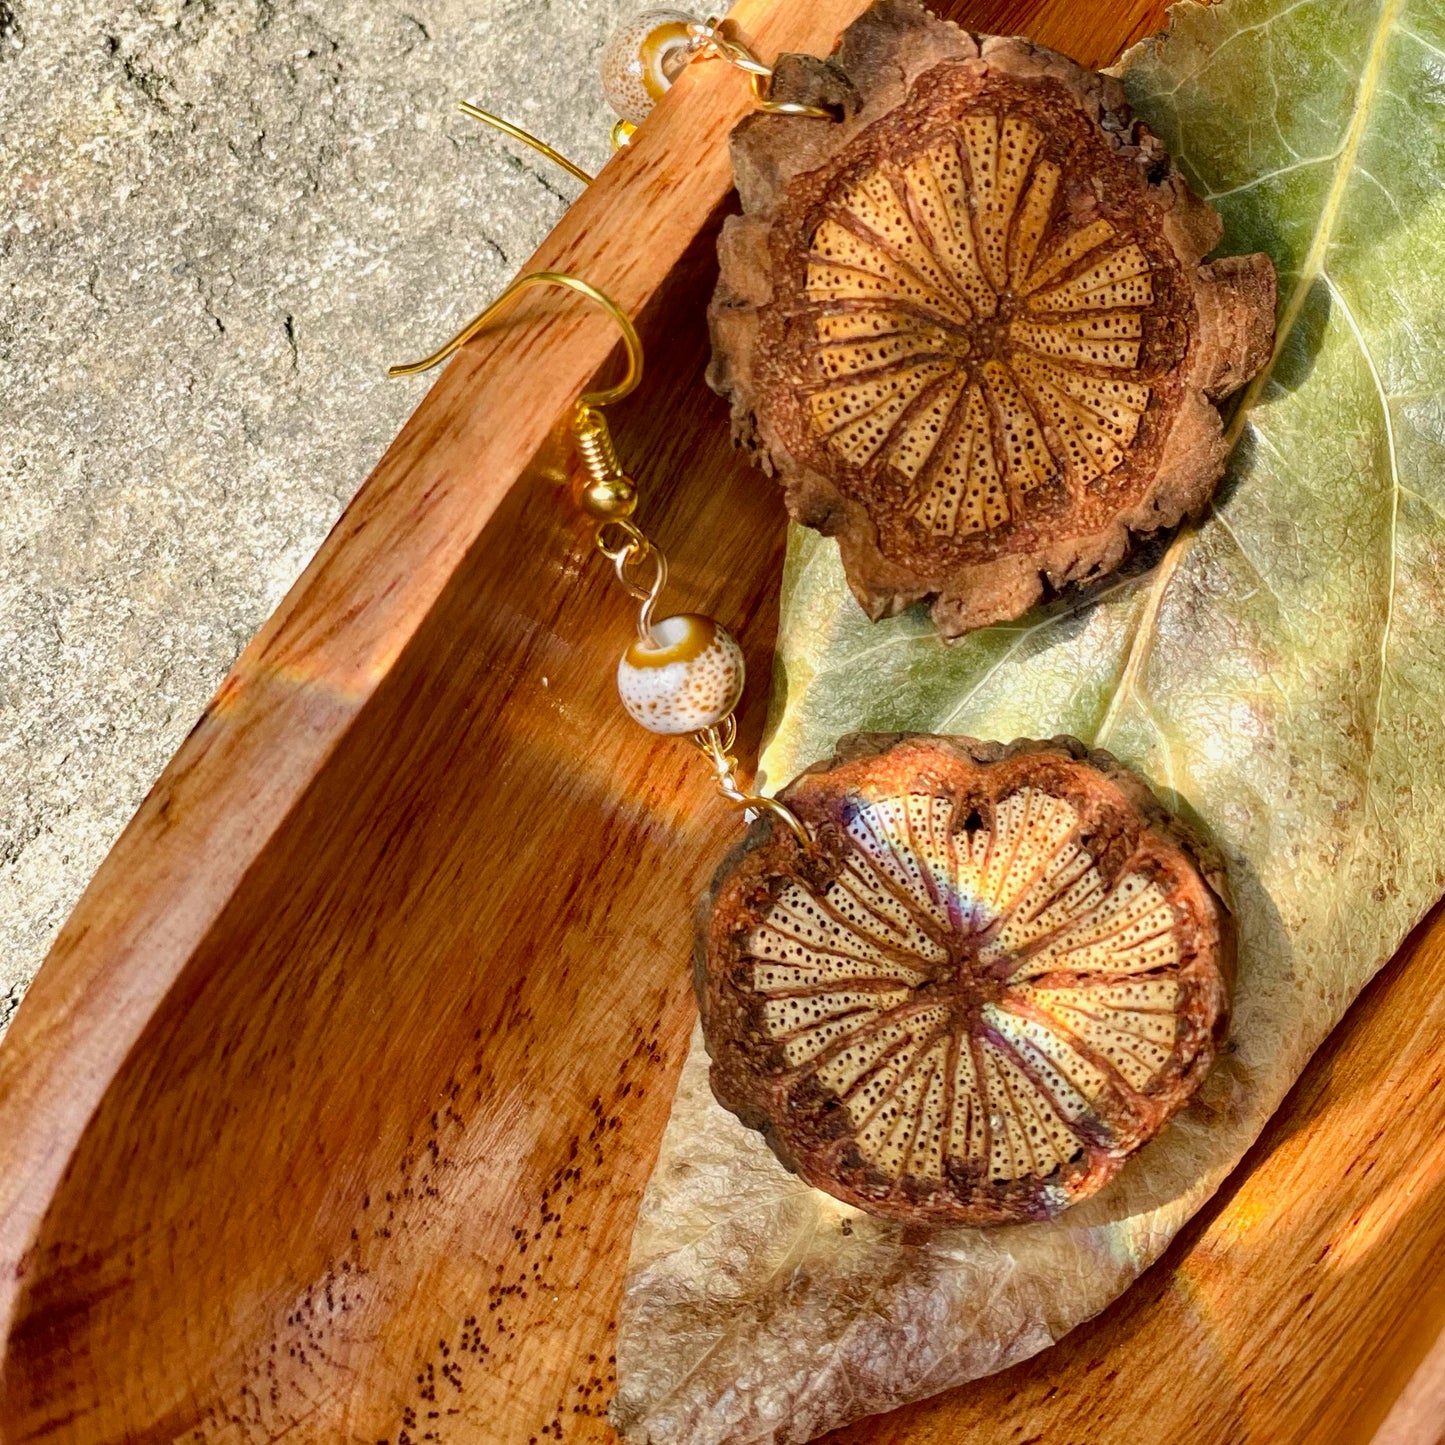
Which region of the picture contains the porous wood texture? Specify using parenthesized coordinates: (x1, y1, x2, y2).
(0, 3, 1440, 1444)
(823, 895, 1445, 1445)
(708, 0, 1276, 638)
(697, 734, 1233, 1227)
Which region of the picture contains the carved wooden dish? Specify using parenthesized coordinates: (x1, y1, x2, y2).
(0, 3, 1442, 1443)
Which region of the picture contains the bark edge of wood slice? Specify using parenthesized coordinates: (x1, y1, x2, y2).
(707, 0, 1276, 638)
(695, 733, 1235, 1226)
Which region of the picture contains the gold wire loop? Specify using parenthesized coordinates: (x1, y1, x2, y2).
(596, 522, 664, 642)
(694, 723, 812, 848)
(748, 72, 833, 117)
(615, 540, 665, 599)
(596, 518, 649, 564)
(754, 796, 812, 847)
(694, 25, 771, 77)
(387, 271, 642, 408)
(622, 549, 669, 641)
(710, 713, 739, 755)
(689, 16, 834, 120)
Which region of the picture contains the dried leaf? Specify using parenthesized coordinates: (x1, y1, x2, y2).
(614, 1, 1445, 1441)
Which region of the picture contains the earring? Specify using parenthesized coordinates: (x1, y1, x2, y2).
(601, 11, 834, 140)
(388, 271, 807, 848)
(389, 270, 1233, 1229)
(604, 3, 1276, 643)
(452, 5, 1272, 647)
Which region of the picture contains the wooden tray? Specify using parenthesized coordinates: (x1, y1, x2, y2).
(2, 2, 1443, 1441)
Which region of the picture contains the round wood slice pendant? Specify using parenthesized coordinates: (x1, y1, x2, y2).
(696, 735, 1234, 1226)
(708, 0, 1276, 637)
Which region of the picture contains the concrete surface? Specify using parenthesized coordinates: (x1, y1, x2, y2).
(0, 0, 639, 1036)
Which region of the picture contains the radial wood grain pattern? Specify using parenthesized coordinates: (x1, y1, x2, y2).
(823, 895, 1445, 1445)
(0, 3, 1440, 1444)
(700, 736, 1231, 1226)
(804, 113, 1158, 538)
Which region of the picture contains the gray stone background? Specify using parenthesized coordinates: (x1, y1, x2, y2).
(0, 0, 638, 1036)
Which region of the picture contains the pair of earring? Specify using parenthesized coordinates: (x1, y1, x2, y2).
(383, 2, 1262, 1232)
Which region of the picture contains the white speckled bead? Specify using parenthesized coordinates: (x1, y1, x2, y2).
(617, 614, 745, 734)
(600, 10, 700, 126)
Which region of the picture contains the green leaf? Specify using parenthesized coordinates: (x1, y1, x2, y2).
(616, 3, 1445, 1441)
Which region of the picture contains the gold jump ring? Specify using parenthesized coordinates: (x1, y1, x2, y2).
(596, 518, 648, 564)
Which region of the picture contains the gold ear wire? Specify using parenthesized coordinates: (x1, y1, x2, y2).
(387, 270, 644, 521)
(456, 102, 595, 185)
(451, 13, 830, 188)
(387, 269, 640, 403)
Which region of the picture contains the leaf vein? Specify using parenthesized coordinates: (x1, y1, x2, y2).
(1326, 273, 1401, 772)
(1400, 483, 1445, 527)
(1092, 525, 1192, 749)
(1151, 0, 1327, 96)
(1399, 24, 1445, 64)
(1214, 508, 1287, 613)
(648, 1208, 823, 1419)
(1094, 0, 1405, 755)
(1203, 146, 1341, 201)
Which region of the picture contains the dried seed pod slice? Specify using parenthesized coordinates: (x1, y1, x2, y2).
(708, 0, 1277, 637)
(696, 734, 1233, 1226)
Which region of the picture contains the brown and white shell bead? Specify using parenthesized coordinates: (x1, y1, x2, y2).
(616, 614, 745, 735)
(695, 733, 1234, 1227)
(600, 9, 700, 126)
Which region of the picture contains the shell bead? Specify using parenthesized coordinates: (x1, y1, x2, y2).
(617, 614, 745, 734)
(600, 10, 699, 125)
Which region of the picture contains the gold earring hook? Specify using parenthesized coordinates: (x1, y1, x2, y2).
(450, 12, 830, 187)
(456, 102, 595, 185)
(386, 270, 642, 412)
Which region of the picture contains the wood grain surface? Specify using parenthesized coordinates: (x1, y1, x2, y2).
(2, 2, 1442, 1443)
